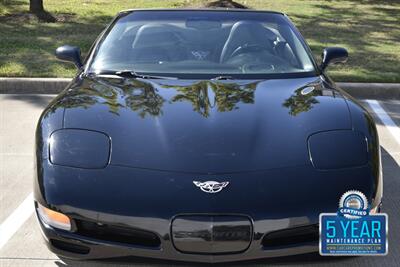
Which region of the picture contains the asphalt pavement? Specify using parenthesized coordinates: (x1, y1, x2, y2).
(0, 94, 399, 267)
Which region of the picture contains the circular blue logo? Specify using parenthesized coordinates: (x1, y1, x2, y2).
(338, 190, 369, 219)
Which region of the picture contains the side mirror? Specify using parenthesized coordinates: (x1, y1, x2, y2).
(320, 47, 348, 71)
(55, 45, 83, 69)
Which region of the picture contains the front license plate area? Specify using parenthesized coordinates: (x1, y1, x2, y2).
(171, 215, 252, 254)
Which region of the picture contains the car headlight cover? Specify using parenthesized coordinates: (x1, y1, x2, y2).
(49, 129, 110, 169)
(308, 130, 368, 169)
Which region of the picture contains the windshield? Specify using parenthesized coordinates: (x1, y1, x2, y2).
(89, 10, 316, 78)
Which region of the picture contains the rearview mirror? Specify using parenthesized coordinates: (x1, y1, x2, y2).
(320, 47, 348, 70)
(55, 45, 83, 69)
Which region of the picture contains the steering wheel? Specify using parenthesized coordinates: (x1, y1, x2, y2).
(226, 43, 273, 62)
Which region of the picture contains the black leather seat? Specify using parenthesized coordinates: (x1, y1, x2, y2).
(131, 24, 184, 62)
(220, 21, 277, 63)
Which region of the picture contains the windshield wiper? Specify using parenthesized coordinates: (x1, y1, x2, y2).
(88, 70, 177, 80)
(115, 70, 177, 80)
(211, 75, 235, 80)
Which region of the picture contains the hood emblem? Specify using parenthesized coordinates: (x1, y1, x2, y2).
(193, 181, 229, 193)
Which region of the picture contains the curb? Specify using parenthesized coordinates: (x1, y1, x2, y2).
(0, 77, 399, 99)
(339, 82, 400, 99)
(0, 78, 71, 94)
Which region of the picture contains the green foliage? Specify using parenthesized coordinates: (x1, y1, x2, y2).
(0, 0, 399, 82)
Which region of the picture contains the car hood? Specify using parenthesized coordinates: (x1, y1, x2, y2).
(60, 76, 351, 173)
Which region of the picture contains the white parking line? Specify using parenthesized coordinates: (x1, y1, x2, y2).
(367, 100, 400, 146)
(0, 193, 34, 250)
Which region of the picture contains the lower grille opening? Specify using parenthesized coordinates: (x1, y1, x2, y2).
(75, 220, 161, 248)
(50, 239, 90, 254)
(262, 224, 319, 249)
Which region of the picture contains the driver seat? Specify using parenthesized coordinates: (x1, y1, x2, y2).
(220, 21, 276, 63)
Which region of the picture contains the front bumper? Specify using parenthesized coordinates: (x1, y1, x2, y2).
(36, 209, 319, 263)
(34, 160, 382, 263)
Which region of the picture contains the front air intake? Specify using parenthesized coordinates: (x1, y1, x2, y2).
(50, 239, 90, 254)
(262, 224, 319, 249)
(75, 220, 161, 248)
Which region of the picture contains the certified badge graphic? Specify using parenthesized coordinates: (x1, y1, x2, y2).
(319, 190, 388, 256)
(338, 190, 369, 219)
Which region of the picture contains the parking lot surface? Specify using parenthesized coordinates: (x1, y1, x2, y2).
(0, 94, 399, 267)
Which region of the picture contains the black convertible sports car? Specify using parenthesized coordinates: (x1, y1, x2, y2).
(34, 9, 382, 263)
